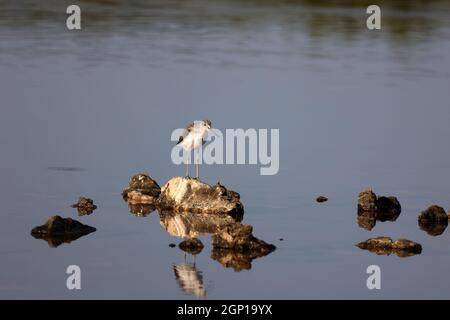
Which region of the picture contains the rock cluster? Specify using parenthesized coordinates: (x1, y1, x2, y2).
(357, 189, 401, 230)
(122, 174, 275, 270)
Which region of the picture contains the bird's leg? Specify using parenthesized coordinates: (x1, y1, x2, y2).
(185, 151, 189, 178)
(195, 149, 199, 179)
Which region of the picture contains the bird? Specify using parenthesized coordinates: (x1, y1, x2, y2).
(176, 120, 215, 179)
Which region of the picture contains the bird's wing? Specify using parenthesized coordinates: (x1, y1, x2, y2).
(176, 122, 194, 145)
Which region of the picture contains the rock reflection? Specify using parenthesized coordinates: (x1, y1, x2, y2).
(211, 248, 269, 272)
(159, 210, 238, 238)
(418, 220, 448, 236)
(127, 202, 156, 217)
(31, 233, 93, 248)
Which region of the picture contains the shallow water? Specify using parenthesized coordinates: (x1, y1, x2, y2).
(1, 0, 450, 299)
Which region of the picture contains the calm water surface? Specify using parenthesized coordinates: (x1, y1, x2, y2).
(1, 0, 450, 299)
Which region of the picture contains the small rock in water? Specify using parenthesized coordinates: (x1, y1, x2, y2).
(418, 205, 448, 236)
(31, 215, 96, 248)
(179, 238, 204, 255)
(356, 236, 422, 257)
(158, 177, 244, 217)
(122, 173, 161, 203)
(71, 196, 97, 216)
(357, 189, 378, 213)
(418, 205, 448, 223)
(169, 243, 176, 248)
(376, 196, 401, 220)
(316, 196, 328, 203)
(212, 223, 276, 253)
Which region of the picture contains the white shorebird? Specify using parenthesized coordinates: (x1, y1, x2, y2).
(176, 120, 214, 179)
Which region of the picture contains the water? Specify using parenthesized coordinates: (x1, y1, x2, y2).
(1, 0, 450, 299)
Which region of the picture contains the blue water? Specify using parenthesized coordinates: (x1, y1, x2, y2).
(1, 0, 450, 299)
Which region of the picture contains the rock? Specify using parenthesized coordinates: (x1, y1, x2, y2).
(356, 237, 422, 257)
(393, 239, 422, 251)
(210, 223, 276, 271)
(376, 196, 401, 221)
(158, 177, 244, 217)
(316, 196, 328, 203)
(418, 206, 448, 236)
(211, 223, 276, 253)
(127, 202, 156, 217)
(71, 197, 97, 216)
(122, 173, 161, 203)
(159, 210, 239, 238)
(124, 191, 157, 204)
(31, 215, 96, 248)
(179, 238, 204, 255)
(169, 243, 176, 248)
(357, 189, 378, 213)
(418, 205, 448, 222)
(357, 236, 393, 250)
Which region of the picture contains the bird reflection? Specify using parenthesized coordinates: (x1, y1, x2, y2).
(173, 254, 206, 298)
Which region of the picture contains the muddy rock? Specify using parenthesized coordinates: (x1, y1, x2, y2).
(418, 205, 448, 222)
(158, 177, 244, 217)
(122, 173, 161, 203)
(211, 223, 276, 253)
(356, 236, 422, 257)
(179, 238, 204, 255)
(71, 197, 97, 216)
(31, 215, 96, 248)
(376, 196, 401, 220)
(316, 196, 328, 203)
(358, 189, 378, 213)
